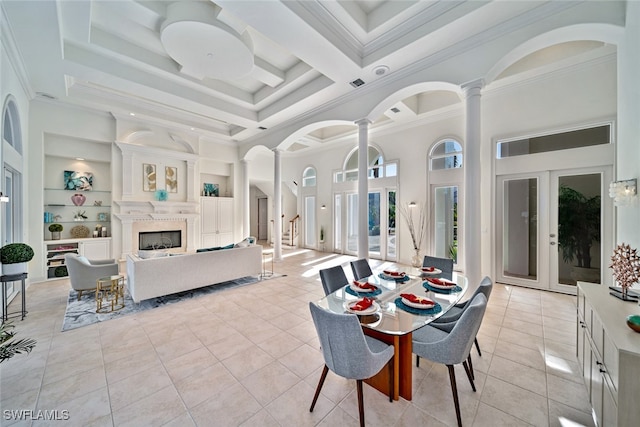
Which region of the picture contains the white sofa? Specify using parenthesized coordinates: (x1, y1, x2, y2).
(126, 245, 263, 303)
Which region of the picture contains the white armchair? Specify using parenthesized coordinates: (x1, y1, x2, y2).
(64, 253, 119, 300)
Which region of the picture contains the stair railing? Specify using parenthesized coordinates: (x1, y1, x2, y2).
(289, 214, 300, 246)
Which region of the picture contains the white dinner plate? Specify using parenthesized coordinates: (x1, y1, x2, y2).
(401, 297, 435, 310)
(350, 283, 376, 293)
(383, 271, 405, 278)
(344, 300, 380, 315)
(426, 279, 457, 290)
(420, 267, 442, 275)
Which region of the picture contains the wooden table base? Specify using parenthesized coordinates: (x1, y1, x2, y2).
(363, 329, 413, 401)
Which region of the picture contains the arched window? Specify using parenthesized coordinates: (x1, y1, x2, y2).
(302, 167, 316, 187)
(2, 97, 24, 303)
(3, 100, 23, 154)
(332, 145, 398, 261)
(430, 139, 462, 170)
(429, 138, 463, 265)
(335, 145, 396, 183)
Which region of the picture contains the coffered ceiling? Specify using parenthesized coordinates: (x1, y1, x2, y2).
(2, 1, 624, 152)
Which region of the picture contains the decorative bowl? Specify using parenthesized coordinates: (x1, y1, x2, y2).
(626, 314, 640, 333)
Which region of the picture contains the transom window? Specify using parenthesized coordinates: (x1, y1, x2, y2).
(302, 167, 316, 187)
(497, 123, 611, 159)
(334, 146, 397, 183)
(430, 139, 462, 170)
(3, 100, 22, 154)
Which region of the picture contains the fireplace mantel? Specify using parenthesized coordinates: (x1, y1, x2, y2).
(114, 200, 199, 256)
(114, 200, 198, 214)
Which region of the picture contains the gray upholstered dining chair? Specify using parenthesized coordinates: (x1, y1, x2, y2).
(319, 265, 349, 296)
(422, 255, 454, 280)
(412, 293, 487, 427)
(433, 276, 493, 357)
(65, 253, 119, 300)
(309, 302, 394, 427)
(350, 258, 373, 281)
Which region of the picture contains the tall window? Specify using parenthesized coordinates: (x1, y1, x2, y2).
(333, 145, 398, 260)
(429, 139, 463, 266)
(301, 166, 317, 247)
(2, 98, 24, 304)
(2, 98, 23, 246)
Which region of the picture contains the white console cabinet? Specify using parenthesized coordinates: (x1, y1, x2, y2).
(200, 197, 234, 247)
(576, 282, 640, 427)
(44, 238, 111, 280)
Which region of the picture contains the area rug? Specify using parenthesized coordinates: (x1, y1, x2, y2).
(62, 274, 284, 331)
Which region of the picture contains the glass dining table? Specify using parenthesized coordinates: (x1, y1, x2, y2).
(314, 269, 468, 401)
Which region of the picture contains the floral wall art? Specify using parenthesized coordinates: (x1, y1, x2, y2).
(143, 163, 156, 192)
(165, 166, 177, 193)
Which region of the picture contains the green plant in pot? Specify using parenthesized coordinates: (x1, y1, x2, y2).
(319, 226, 325, 243)
(0, 321, 36, 363)
(557, 185, 601, 283)
(48, 223, 63, 240)
(0, 243, 34, 275)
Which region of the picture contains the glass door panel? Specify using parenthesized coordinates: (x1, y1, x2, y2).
(500, 178, 539, 282)
(304, 196, 316, 247)
(368, 192, 381, 256)
(433, 186, 458, 263)
(387, 190, 396, 260)
(346, 193, 358, 253)
(552, 172, 603, 289)
(334, 194, 342, 251)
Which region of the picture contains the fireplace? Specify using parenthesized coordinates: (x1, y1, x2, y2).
(139, 230, 182, 250)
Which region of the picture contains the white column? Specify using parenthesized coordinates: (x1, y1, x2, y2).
(355, 119, 370, 259)
(186, 159, 196, 203)
(241, 159, 250, 238)
(273, 149, 283, 262)
(617, 1, 640, 249)
(462, 79, 483, 286)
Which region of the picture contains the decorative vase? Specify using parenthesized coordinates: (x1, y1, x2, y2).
(51, 231, 61, 240)
(71, 193, 86, 206)
(411, 249, 422, 268)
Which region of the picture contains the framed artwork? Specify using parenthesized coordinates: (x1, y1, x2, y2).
(143, 163, 156, 192)
(64, 170, 93, 191)
(203, 183, 219, 197)
(165, 166, 177, 193)
(97, 212, 108, 222)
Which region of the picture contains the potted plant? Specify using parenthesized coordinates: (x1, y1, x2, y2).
(0, 321, 36, 363)
(48, 223, 63, 240)
(319, 226, 325, 243)
(558, 185, 601, 283)
(0, 243, 34, 275)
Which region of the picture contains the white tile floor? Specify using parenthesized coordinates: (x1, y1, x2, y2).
(0, 248, 595, 426)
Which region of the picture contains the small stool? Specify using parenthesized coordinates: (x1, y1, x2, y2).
(96, 275, 125, 313)
(262, 250, 274, 279)
(1, 273, 28, 321)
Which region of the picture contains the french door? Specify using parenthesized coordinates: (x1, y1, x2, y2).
(338, 188, 396, 260)
(497, 167, 612, 293)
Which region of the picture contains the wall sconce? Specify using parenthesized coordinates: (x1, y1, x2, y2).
(0, 192, 8, 203)
(321, 204, 326, 210)
(609, 179, 637, 206)
(408, 202, 416, 208)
